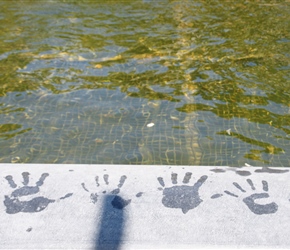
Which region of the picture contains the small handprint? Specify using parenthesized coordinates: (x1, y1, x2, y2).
(82, 174, 142, 210)
(211, 179, 278, 215)
(157, 173, 208, 214)
(4, 172, 73, 214)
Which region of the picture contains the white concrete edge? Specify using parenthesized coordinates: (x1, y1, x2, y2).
(0, 164, 289, 249)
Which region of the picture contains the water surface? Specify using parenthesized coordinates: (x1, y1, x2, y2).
(0, 1, 289, 166)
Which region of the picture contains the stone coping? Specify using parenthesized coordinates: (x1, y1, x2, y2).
(0, 164, 289, 249)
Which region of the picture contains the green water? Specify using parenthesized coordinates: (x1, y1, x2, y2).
(0, 0, 289, 166)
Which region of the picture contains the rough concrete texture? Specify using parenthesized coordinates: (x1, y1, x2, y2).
(0, 164, 290, 249)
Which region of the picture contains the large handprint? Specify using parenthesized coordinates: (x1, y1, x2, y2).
(4, 172, 73, 214)
(157, 173, 208, 214)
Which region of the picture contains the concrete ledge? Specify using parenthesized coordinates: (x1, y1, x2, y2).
(0, 164, 290, 249)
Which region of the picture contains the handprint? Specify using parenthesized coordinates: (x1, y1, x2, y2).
(82, 174, 142, 210)
(157, 173, 208, 214)
(211, 179, 278, 215)
(4, 172, 73, 214)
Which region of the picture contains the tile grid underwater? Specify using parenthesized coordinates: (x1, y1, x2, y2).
(1, 70, 289, 166)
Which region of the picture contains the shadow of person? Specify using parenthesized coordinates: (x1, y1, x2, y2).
(95, 194, 127, 250)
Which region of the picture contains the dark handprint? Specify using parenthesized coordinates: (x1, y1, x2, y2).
(212, 179, 278, 215)
(158, 173, 208, 214)
(4, 172, 72, 214)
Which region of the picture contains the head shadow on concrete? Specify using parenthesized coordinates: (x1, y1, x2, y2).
(95, 194, 126, 250)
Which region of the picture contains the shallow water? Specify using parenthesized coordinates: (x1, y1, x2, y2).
(0, 1, 289, 166)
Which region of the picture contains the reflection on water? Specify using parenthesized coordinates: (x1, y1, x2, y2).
(0, 1, 289, 166)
